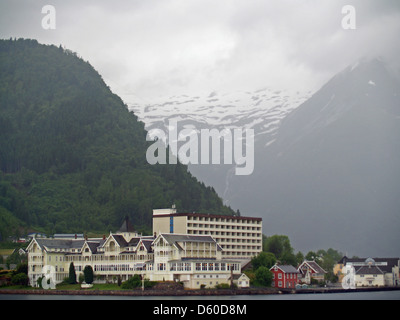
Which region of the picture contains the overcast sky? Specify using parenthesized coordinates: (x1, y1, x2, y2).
(1, 0, 399, 103)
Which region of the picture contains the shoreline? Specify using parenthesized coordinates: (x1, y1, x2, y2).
(0, 288, 277, 297)
(1, 286, 399, 297)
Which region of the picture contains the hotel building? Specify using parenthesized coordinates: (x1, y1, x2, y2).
(152, 207, 263, 260)
(26, 214, 253, 289)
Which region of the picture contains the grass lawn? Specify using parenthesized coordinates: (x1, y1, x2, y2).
(1, 283, 128, 291)
(0, 285, 41, 290)
(0, 249, 14, 256)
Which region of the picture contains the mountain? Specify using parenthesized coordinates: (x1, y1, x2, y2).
(0, 38, 235, 239)
(130, 87, 311, 197)
(130, 58, 400, 257)
(225, 58, 400, 257)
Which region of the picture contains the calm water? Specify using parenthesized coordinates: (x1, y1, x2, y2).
(1, 290, 399, 300)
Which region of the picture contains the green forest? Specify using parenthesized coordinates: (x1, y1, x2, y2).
(0, 38, 235, 240)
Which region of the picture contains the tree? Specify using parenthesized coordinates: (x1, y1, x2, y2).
(83, 265, 94, 284)
(295, 251, 304, 265)
(15, 262, 28, 275)
(263, 235, 296, 265)
(121, 274, 142, 289)
(255, 266, 273, 287)
(305, 251, 319, 263)
(251, 252, 276, 270)
(68, 262, 76, 284)
(11, 272, 28, 286)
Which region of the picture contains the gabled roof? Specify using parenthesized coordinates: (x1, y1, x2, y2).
(356, 265, 384, 275)
(229, 273, 250, 281)
(128, 237, 141, 247)
(270, 264, 300, 274)
(156, 234, 222, 251)
(140, 239, 154, 252)
(32, 238, 85, 251)
(85, 241, 101, 253)
(298, 260, 327, 274)
(110, 234, 129, 247)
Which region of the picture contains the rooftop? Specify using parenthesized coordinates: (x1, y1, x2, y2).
(153, 212, 262, 221)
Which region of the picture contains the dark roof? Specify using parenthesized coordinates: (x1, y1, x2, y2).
(35, 239, 85, 250)
(271, 264, 300, 274)
(128, 237, 141, 246)
(338, 256, 400, 273)
(356, 265, 384, 275)
(86, 241, 101, 253)
(111, 234, 129, 247)
(298, 261, 327, 274)
(162, 234, 216, 243)
(140, 239, 154, 252)
(54, 234, 84, 239)
(118, 217, 136, 233)
(160, 234, 222, 251)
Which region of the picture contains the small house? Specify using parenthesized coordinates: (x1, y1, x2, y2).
(297, 260, 327, 284)
(270, 264, 300, 289)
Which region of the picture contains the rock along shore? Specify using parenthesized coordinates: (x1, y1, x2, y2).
(1, 286, 399, 297)
(0, 287, 277, 297)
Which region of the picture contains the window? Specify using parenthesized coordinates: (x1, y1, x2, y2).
(158, 263, 166, 271)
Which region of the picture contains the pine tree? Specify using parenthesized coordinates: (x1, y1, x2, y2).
(83, 265, 94, 284)
(68, 262, 77, 284)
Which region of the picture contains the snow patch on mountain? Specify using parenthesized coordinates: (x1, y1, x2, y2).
(127, 87, 312, 146)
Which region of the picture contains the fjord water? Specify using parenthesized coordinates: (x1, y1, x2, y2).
(1, 290, 400, 300)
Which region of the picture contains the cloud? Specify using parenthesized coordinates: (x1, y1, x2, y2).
(0, 0, 399, 102)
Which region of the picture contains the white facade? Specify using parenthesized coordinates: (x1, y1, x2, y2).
(26, 232, 244, 289)
(152, 209, 263, 260)
(354, 266, 385, 287)
(338, 257, 400, 288)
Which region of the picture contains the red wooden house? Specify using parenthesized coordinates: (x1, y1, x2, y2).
(270, 264, 300, 289)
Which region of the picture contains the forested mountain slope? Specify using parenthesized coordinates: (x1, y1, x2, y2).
(0, 38, 234, 239)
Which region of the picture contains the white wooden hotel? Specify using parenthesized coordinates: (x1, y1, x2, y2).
(26, 208, 261, 289)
